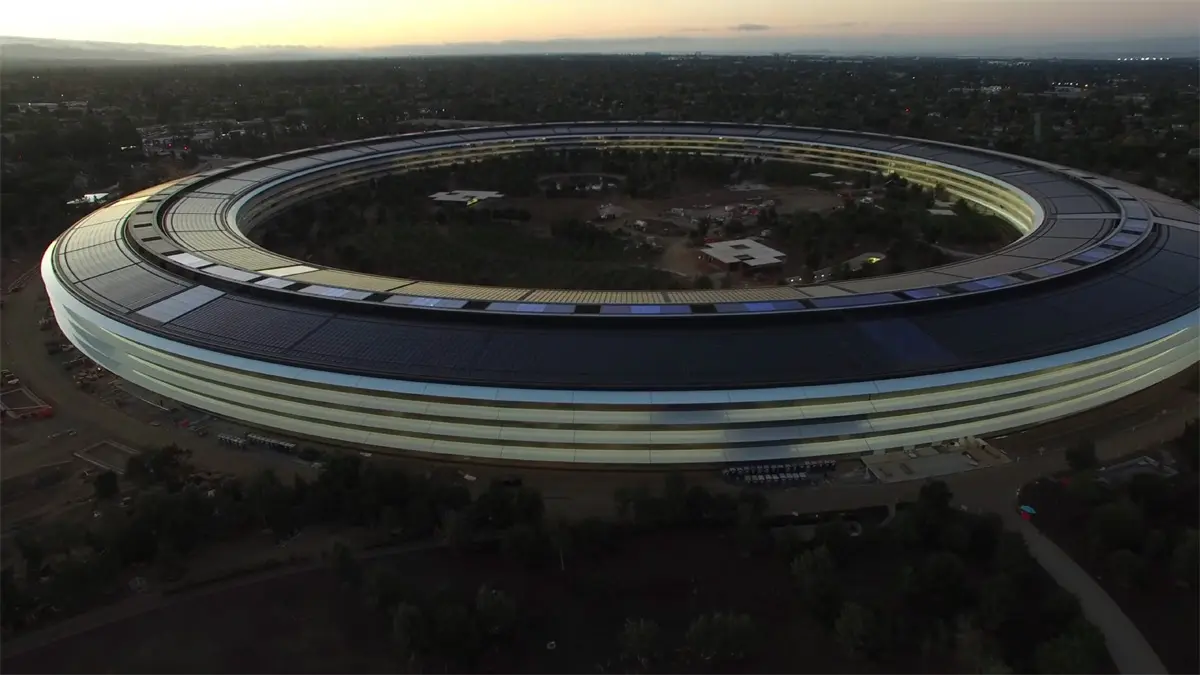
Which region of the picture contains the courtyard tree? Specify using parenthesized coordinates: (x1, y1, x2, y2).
(1105, 548, 1146, 591)
(684, 611, 756, 665)
(474, 585, 518, 639)
(1065, 440, 1099, 471)
(1087, 499, 1145, 554)
(1032, 619, 1108, 674)
(618, 618, 661, 671)
(834, 601, 877, 658)
(329, 541, 362, 590)
(93, 470, 119, 500)
(791, 545, 841, 622)
(1171, 529, 1198, 588)
(391, 602, 427, 664)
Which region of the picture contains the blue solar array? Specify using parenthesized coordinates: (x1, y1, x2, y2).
(901, 287, 949, 300)
(958, 276, 1018, 292)
(1105, 233, 1139, 248)
(1074, 248, 1116, 264)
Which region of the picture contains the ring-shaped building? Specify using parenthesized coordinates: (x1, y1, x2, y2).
(43, 122, 1200, 465)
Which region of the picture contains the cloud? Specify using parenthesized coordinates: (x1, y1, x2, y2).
(730, 23, 772, 32)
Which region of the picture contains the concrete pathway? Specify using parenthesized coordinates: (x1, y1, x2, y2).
(1008, 512, 1168, 675)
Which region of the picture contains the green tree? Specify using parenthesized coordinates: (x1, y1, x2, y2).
(1106, 548, 1146, 591)
(430, 602, 481, 666)
(1088, 499, 1145, 553)
(684, 612, 756, 664)
(93, 470, 119, 500)
(977, 574, 1016, 631)
(14, 531, 44, 581)
(834, 601, 876, 658)
(329, 541, 362, 589)
(391, 602, 426, 666)
(1033, 619, 1108, 674)
(1065, 440, 1098, 471)
(441, 509, 474, 550)
(1171, 529, 1198, 588)
(474, 585, 517, 638)
(618, 618, 661, 671)
(791, 545, 841, 622)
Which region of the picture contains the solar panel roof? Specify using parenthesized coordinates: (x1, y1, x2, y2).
(48, 122, 1199, 389)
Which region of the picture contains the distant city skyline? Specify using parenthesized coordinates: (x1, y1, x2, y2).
(6, 0, 1199, 50)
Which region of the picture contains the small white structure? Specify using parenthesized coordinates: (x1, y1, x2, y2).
(701, 238, 787, 271)
(929, 208, 956, 216)
(597, 203, 629, 220)
(429, 190, 504, 204)
(810, 172, 835, 179)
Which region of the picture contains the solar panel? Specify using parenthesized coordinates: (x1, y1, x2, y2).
(82, 266, 188, 311)
(599, 305, 632, 314)
(629, 305, 663, 315)
(137, 286, 224, 323)
(385, 296, 469, 309)
(959, 276, 1018, 291)
(743, 302, 778, 312)
(299, 285, 372, 300)
(1073, 248, 1115, 263)
(901, 287, 948, 300)
(1024, 262, 1074, 279)
(169, 298, 327, 349)
(1105, 233, 1139, 248)
(168, 253, 212, 269)
(255, 277, 294, 289)
(61, 243, 137, 282)
(488, 302, 550, 313)
(260, 265, 319, 277)
(1122, 202, 1150, 220)
(809, 294, 899, 309)
(205, 265, 260, 282)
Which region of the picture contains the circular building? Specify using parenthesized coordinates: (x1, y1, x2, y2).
(42, 123, 1200, 465)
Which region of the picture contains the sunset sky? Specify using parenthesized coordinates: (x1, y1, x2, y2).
(5, 0, 1198, 48)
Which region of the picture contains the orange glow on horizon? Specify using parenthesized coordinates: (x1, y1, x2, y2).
(4, 0, 1196, 49)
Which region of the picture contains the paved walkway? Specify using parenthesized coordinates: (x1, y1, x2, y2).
(1008, 513, 1168, 674)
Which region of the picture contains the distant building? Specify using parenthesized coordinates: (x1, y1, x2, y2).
(700, 239, 787, 273)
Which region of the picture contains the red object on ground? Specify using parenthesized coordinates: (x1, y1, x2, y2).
(35, 407, 54, 419)
(1020, 511, 1032, 521)
(178, 419, 190, 428)
(1059, 476, 1072, 487)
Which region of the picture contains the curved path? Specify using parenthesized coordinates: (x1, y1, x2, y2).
(1010, 515, 1168, 674)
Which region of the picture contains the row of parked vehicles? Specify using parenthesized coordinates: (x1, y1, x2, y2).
(722, 459, 839, 487)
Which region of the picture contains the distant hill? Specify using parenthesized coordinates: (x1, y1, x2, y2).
(1, 34, 1197, 67)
